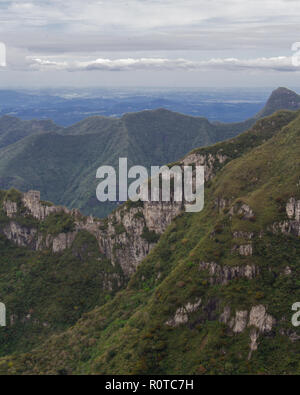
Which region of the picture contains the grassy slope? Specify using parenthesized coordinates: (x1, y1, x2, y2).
(1, 111, 300, 374)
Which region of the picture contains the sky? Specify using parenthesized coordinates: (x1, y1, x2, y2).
(0, 0, 300, 88)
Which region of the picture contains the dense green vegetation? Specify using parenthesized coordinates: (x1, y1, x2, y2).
(141, 226, 160, 244)
(0, 221, 124, 358)
(0, 87, 298, 218)
(40, 212, 75, 235)
(0, 107, 299, 374)
(0, 116, 59, 149)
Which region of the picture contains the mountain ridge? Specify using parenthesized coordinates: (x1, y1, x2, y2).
(0, 87, 299, 218)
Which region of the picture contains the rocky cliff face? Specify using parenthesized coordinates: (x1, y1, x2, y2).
(198, 262, 258, 285)
(3, 221, 37, 248)
(272, 197, 300, 236)
(182, 151, 228, 182)
(1, 190, 182, 277)
(220, 304, 276, 360)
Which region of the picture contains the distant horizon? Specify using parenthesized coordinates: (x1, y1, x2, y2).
(0, 86, 299, 92)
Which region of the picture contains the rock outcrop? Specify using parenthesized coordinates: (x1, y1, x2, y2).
(3, 222, 37, 248)
(231, 244, 253, 256)
(165, 298, 202, 327)
(1, 191, 182, 277)
(199, 262, 259, 285)
(22, 191, 74, 221)
(272, 197, 300, 236)
(183, 152, 228, 182)
(220, 304, 276, 359)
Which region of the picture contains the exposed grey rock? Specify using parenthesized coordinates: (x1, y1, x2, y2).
(229, 202, 255, 220)
(238, 204, 255, 219)
(232, 310, 248, 333)
(272, 197, 300, 236)
(52, 232, 77, 254)
(199, 262, 259, 285)
(214, 197, 230, 212)
(165, 298, 202, 327)
(232, 244, 253, 256)
(3, 200, 17, 218)
(220, 306, 231, 325)
(183, 152, 228, 182)
(233, 231, 254, 240)
(1, 190, 182, 277)
(94, 201, 182, 277)
(248, 305, 275, 333)
(221, 304, 275, 358)
(286, 197, 300, 221)
(22, 190, 74, 221)
(3, 222, 37, 249)
(283, 266, 292, 276)
(248, 328, 259, 360)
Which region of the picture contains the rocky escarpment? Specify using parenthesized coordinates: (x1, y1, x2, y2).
(220, 304, 276, 360)
(1, 190, 182, 277)
(2, 221, 37, 248)
(199, 262, 258, 285)
(272, 197, 300, 237)
(165, 293, 276, 360)
(182, 151, 228, 182)
(165, 298, 202, 327)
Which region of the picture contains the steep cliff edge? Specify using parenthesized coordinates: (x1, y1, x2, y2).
(1, 189, 182, 278)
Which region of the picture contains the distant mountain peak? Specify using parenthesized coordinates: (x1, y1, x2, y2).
(257, 87, 300, 118)
(269, 87, 300, 102)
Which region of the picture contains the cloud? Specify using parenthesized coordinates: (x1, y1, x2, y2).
(28, 55, 299, 73)
(1, 0, 300, 86)
(1, 0, 300, 31)
(1, 0, 300, 67)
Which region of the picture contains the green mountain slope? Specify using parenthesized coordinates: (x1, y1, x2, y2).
(0, 88, 298, 218)
(0, 115, 60, 149)
(0, 109, 299, 374)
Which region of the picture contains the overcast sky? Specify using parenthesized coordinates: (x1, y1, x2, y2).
(0, 0, 300, 88)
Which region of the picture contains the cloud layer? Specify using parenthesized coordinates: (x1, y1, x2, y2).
(2, 0, 300, 54)
(0, 0, 300, 86)
(28, 56, 298, 73)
